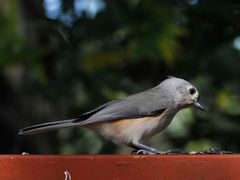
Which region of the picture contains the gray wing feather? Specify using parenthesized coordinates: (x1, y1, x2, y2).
(75, 86, 173, 125)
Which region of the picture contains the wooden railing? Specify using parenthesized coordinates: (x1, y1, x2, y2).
(0, 155, 239, 179)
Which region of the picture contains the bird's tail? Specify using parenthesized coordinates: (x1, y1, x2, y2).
(18, 118, 80, 135)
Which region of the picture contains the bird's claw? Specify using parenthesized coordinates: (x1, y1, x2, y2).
(131, 149, 187, 155)
(131, 149, 154, 155)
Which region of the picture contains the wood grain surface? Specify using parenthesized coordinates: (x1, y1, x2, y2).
(0, 155, 239, 180)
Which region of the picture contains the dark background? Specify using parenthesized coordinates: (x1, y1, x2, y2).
(1, 0, 240, 154)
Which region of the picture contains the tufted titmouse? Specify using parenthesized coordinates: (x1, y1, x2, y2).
(19, 77, 205, 154)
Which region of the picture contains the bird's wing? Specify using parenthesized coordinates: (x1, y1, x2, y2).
(74, 88, 169, 125)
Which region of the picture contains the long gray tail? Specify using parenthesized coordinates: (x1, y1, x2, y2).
(18, 118, 80, 135)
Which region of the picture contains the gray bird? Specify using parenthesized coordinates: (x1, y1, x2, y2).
(19, 77, 205, 154)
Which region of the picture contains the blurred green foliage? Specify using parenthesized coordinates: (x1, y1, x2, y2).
(0, 0, 240, 154)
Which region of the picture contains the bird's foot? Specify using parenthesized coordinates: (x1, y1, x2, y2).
(131, 149, 155, 155)
(132, 148, 233, 155)
(131, 149, 186, 155)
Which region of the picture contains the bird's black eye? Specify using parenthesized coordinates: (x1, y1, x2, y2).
(189, 88, 196, 95)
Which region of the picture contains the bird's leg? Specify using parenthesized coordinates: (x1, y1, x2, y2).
(130, 142, 164, 154)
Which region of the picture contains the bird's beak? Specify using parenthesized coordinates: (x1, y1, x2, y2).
(193, 100, 206, 111)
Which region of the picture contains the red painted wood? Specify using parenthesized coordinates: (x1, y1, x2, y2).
(0, 155, 240, 180)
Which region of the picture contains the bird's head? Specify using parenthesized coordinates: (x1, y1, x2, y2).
(160, 76, 205, 111)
